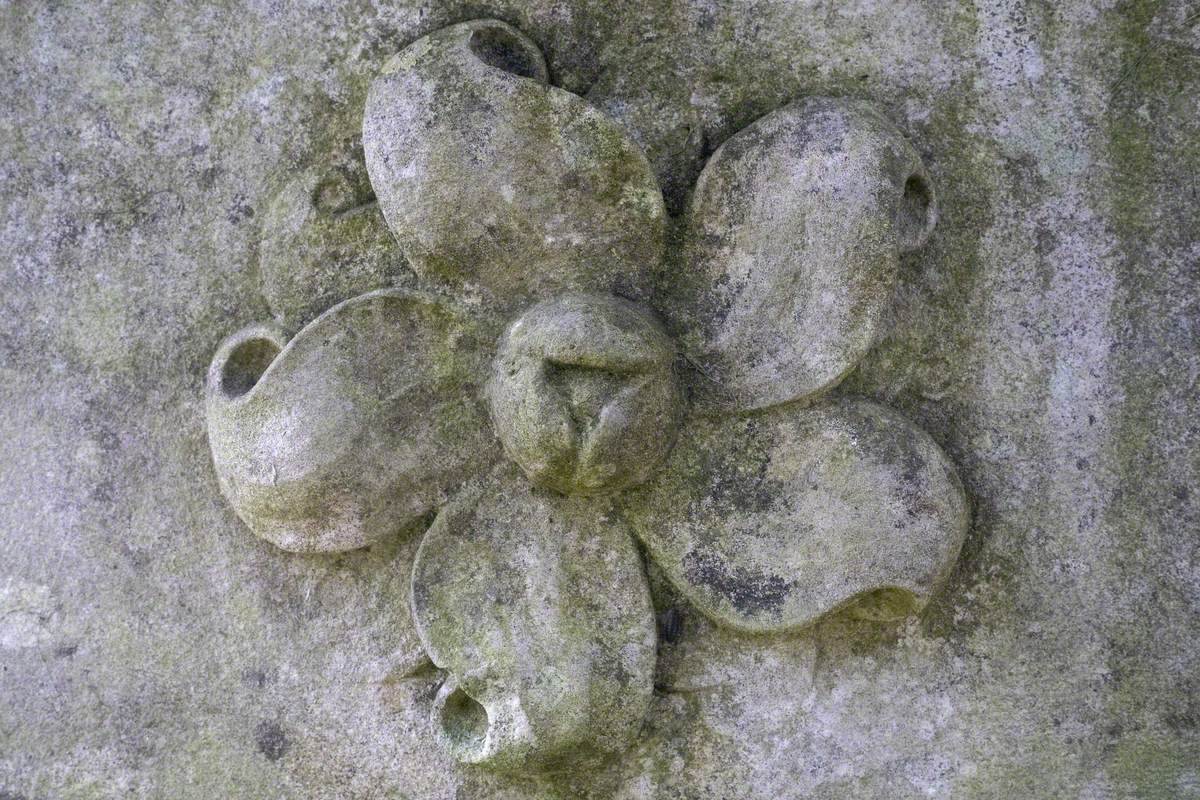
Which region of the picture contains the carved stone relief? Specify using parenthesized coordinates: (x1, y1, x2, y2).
(487, 293, 682, 496)
(661, 96, 939, 411)
(205, 17, 969, 776)
(412, 464, 656, 771)
(362, 19, 664, 312)
(206, 289, 498, 552)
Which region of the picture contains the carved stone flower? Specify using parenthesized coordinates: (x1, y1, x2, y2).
(205, 19, 968, 775)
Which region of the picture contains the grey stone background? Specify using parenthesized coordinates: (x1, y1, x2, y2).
(1, 1, 1197, 797)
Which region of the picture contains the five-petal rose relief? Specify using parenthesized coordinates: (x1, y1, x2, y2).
(204, 19, 968, 775)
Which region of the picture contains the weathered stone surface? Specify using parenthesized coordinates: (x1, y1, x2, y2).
(4, 3, 1200, 799)
(487, 293, 681, 495)
(410, 465, 656, 771)
(586, 44, 705, 215)
(661, 97, 937, 412)
(206, 289, 497, 552)
(624, 399, 968, 632)
(362, 19, 665, 311)
(258, 136, 408, 331)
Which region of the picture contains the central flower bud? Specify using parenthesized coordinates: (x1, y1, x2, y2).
(487, 293, 682, 495)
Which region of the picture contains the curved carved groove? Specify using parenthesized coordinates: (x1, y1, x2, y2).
(465, 23, 548, 82)
(898, 168, 939, 254)
(434, 676, 492, 763)
(209, 323, 288, 401)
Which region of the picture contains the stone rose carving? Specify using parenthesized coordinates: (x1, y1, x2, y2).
(205, 18, 968, 775)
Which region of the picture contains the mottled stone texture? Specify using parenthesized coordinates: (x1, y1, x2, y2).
(1, 2, 1198, 799)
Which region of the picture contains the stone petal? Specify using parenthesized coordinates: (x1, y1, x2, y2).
(362, 20, 664, 312)
(258, 135, 409, 331)
(205, 289, 498, 552)
(585, 43, 705, 215)
(660, 97, 938, 411)
(623, 399, 968, 632)
(410, 465, 656, 771)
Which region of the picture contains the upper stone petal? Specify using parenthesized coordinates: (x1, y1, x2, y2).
(362, 19, 665, 312)
(622, 398, 969, 632)
(660, 97, 938, 412)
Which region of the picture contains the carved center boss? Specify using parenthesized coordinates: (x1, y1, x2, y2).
(205, 20, 967, 773)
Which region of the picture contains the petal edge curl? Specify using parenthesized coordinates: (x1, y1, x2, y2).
(205, 289, 499, 552)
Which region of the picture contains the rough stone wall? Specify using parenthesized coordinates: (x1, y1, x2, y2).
(1, 1, 1197, 798)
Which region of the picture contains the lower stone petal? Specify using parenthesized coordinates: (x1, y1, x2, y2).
(623, 399, 970, 632)
(410, 464, 657, 772)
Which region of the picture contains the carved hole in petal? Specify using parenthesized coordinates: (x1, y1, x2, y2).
(468, 26, 545, 81)
(313, 174, 358, 215)
(219, 337, 280, 399)
(844, 587, 921, 622)
(897, 172, 936, 254)
(439, 685, 489, 757)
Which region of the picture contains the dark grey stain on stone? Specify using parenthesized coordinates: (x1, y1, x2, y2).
(254, 720, 289, 763)
(682, 548, 792, 620)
